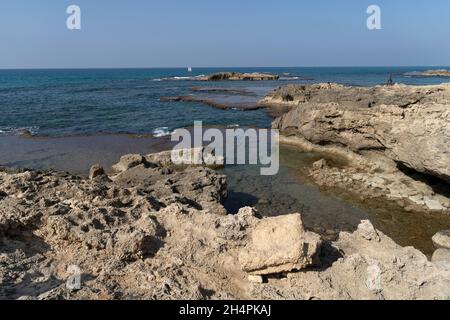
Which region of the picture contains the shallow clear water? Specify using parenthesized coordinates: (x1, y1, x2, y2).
(224, 145, 450, 255)
(1, 67, 449, 136)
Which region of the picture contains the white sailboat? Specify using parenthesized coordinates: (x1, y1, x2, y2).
(188, 66, 192, 72)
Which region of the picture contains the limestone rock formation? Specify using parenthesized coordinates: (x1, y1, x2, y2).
(272, 83, 450, 182)
(196, 72, 279, 81)
(1, 154, 450, 300)
(268, 83, 450, 212)
(239, 214, 322, 275)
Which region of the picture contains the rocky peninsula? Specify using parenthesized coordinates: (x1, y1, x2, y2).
(406, 69, 450, 78)
(266, 82, 450, 213)
(1, 150, 450, 300)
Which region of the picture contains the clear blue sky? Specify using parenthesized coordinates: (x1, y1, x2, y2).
(0, 0, 449, 68)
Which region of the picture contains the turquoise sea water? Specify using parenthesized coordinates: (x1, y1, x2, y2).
(0, 67, 449, 136)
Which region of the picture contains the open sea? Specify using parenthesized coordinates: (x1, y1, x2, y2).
(1, 66, 449, 137)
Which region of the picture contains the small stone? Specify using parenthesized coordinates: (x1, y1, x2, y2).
(357, 220, 381, 242)
(313, 159, 328, 170)
(248, 275, 264, 284)
(39, 197, 58, 207)
(424, 197, 445, 211)
(89, 164, 105, 180)
(432, 230, 450, 250)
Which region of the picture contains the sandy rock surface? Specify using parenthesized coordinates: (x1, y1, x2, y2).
(1, 152, 450, 300)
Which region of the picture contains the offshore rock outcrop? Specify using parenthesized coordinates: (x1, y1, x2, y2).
(196, 72, 279, 81)
(1, 151, 450, 300)
(269, 83, 450, 212)
(406, 69, 450, 78)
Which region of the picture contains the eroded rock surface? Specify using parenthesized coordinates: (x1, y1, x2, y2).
(1, 154, 450, 300)
(269, 83, 450, 212)
(239, 214, 322, 275)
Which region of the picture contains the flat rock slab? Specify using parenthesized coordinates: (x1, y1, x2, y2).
(239, 213, 322, 275)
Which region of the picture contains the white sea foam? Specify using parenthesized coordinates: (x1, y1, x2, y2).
(153, 127, 175, 137)
(279, 76, 300, 81)
(159, 74, 206, 81)
(0, 126, 39, 136)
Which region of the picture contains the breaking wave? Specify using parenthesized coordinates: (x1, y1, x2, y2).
(152, 127, 175, 137)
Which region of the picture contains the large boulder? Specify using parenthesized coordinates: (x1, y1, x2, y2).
(271, 83, 450, 183)
(239, 214, 322, 275)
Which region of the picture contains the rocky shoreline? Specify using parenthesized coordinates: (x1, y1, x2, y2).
(1, 150, 450, 300)
(2, 82, 450, 300)
(266, 82, 450, 213)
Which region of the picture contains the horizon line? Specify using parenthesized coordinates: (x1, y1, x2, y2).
(0, 65, 449, 71)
